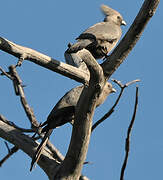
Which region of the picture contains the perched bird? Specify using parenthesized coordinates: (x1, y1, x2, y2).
(65, 4, 126, 70)
(30, 82, 116, 171)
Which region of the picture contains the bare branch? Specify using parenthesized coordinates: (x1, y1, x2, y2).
(0, 118, 63, 179)
(0, 37, 89, 84)
(0, 113, 64, 166)
(112, 79, 140, 88)
(125, 79, 141, 87)
(0, 145, 18, 167)
(1, 65, 39, 128)
(0, 115, 62, 168)
(0, 114, 35, 133)
(4, 141, 11, 153)
(0, 115, 89, 180)
(92, 79, 140, 132)
(120, 87, 139, 180)
(6, 65, 39, 128)
(0, 66, 13, 80)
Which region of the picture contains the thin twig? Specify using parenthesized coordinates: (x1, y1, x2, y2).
(120, 86, 139, 180)
(91, 88, 123, 132)
(0, 114, 63, 166)
(112, 79, 140, 88)
(0, 114, 35, 133)
(0, 145, 18, 167)
(0, 66, 13, 80)
(125, 80, 140, 87)
(0, 66, 40, 166)
(0, 114, 63, 164)
(4, 142, 11, 153)
(91, 79, 140, 132)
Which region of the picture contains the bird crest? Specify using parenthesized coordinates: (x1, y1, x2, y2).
(101, 4, 119, 16)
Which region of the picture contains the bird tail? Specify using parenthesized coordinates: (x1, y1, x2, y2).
(30, 129, 53, 171)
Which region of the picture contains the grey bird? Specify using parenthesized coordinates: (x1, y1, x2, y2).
(30, 82, 116, 171)
(65, 4, 126, 70)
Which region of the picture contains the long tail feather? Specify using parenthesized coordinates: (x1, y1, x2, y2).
(30, 129, 53, 171)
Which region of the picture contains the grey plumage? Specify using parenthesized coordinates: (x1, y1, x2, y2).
(64, 5, 126, 74)
(30, 82, 116, 170)
(42, 82, 116, 131)
(65, 4, 126, 67)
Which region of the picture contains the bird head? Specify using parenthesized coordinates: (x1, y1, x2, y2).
(101, 4, 126, 26)
(107, 82, 116, 94)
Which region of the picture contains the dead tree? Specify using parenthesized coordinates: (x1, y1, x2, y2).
(0, 0, 159, 180)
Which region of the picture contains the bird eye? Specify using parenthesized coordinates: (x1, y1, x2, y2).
(117, 16, 121, 20)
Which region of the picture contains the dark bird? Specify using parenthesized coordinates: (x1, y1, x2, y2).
(30, 82, 116, 171)
(65, 4, 126, 69)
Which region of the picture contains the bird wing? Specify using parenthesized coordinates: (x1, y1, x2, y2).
(67, 22, 121, 54)
(66, 39, 92, 53)
(41, 86, 84, 129)
(77, 22, 122, 42)
(54, 85, 83, 110)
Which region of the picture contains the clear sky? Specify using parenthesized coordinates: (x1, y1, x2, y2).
(0, 1, 162, 180)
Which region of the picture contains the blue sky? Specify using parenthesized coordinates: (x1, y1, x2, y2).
(0, 1, 162, 180)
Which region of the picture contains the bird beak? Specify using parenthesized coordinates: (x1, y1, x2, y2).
(121, 20, 126, 26)
(112, 88, 116, 93)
